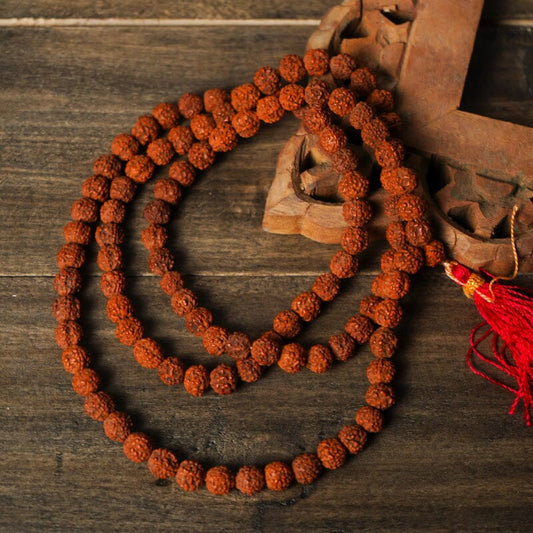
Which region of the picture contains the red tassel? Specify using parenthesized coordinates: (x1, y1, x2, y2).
(445, 261, 533, 425)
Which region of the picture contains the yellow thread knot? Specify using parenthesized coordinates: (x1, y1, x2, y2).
(463, 272, 485, 299)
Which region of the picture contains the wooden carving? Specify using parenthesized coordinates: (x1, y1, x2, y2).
(262, 0, 533, 275)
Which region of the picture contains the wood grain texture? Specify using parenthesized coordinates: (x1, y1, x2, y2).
(1, 1, 532, 531)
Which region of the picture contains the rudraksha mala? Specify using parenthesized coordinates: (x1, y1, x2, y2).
(53, 47, 446, 496)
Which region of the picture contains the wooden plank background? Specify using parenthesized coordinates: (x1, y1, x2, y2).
(0, 1, 532, 531)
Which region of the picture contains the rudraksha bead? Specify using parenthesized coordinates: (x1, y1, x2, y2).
(379, 249, 395, 274)
(54, 267, 82, 296)
(371, 271, 410, 300)
(141, 224, 168, 250)
(312, 272, 340, 302)
(397, 193, 426, 221)
(304, 79, 330, 109)
(106, 294, 133, 323)
(111, 133, 140, 161)
(278, 84, 305, 111)
(95, 223, 124, 247)
(292, 453, 322, 485)
(100, 269, 126, 298)
(185, 307, 213, 336)
(338, 170, 370, 200)
(350, 67, 377, 97)
(405, 219, 432, 247)
(93, 154, 122, 179)
(278, 342, 306, 373)
(183, 365, 210, 396)
(366, 358, 396, 384)
(103, 411, 133, 443)
(302, 107, 331, 134)
(359, 295, 382, 320)
(71, 197, 99, 223)
(256, 96, 284, 124)
(303, 48, 330, 76)
(251, 335, 282, 366)
(307, 344, 333, 373)
(72, 368, 101, 396)
(328, 87, 356, 116)
(115, 317, 144, 346)
(365, 383, 396, 410)
(209, 123, 238, 152)
(131, 115, 160, 145)
(331, 148, 359, 174)
(380, 166, 417, 195)
(279, 53, 306, 82)
(147, 448, 179, 479)
(160, 271, 184, 295)
(190, 113, 216, 141)
(394, 245, 425, 274)
(264, 461, 294, 491)
(236, 465, 265, 495)
(133, 337, 165, 369)
(341, 227, 370, 255)
(84, 391, 115, 421)
(355, 405, 384, 433)
(231, 110, 261, 138)
(328, 332, 356, 361)
(178, 92, 203, 119)
(345, 314, 374, 344)
(123, 432, 153, 463)
(170, 288, 198, 316)
(210, 364, 237, 395)
(342, 199, 373, 227)
(236, 358, 263, 383)
(202, 326, 229, 356)
(157, 356, 185, 386)
(349, 101, 375, 130)
(206, 466, 235, 495)
(375, 139, 405, 168)
(254, 65, 281, 95)
(97, 244, 123, 272)
(152, 102, 180, 130)
(231, 83, 261, 111)
(385, 221, 407, 250)
(424, 240, 446, 267)
(338, 425, 367, 454)
(367, 88, 394, 113)
(329, 53, 357, 80)
(124, 154, 155, 184)
(109, 176, 137, 203)
(167, 125, 195, 156)
(146, 138, 174, 166)
(169, 160, 196, 187)
(188, 141, 215, 171)
(291, 291, 321, 322)
(226, 331, 251, 360)
(317, 438, 347, 469)
(61, 346, 90, 373)
(63, 221, 92, 245)
(369, 327, 398, 358)
(143, 199, 171, 225)
(56, 320, 83, 349)
(361, 117, 390, 148)
(176, 460, 205, 491)
(203, 88, 230, 113)
(100, 199, 126, 224)
(52, 296, 81, 322)
(273, 309, 302, 338)
(82, 175, 109, 202)
(211, 102, 236, 125)
(319, 124, 347, 153)
(373, 299, 402, 328)
(330, 250, 359, 279)
(148, 247, 175, 276)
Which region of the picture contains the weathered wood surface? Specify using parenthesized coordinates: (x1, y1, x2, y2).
(0, 2, 532, 532)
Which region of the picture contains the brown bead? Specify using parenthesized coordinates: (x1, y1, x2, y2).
(251, 335, 281, 366)
(176, 460, 205, 491)
(115, 317, 144, 346)
(146, 138, 174, 166)
(56, 320, 83, 349)
(231, 110, 261, 138)
(148, 448, 179, 479)
(367, 88, 394, 113)
(345, 314, 374, 344)
(148, 247, 175, 276)
(394, 245, 425, 274)
(355, 405, 384, 433)
(54, 267, 82, 296)
(375, 139, 405, 169)
(170, 288, 198, 316)
(84, 391, 115, 421)
(338, 425, 367, 454)
(256, 96, 284, 124)
(106, 294, 133, 323)
(61, 346, 90, 374)
(350, 67, 377, 97)
(52, 296, 80, 322)
(380, 112, 402, 135)
(342, 199, 372, 227)
(167, 125, 195, 155)
(111, 133, 140, 161)
(100, 199, 126, 224)
(328, 87, 356, 116)
(178, 92, 203, 119)
(206, 466, 235, 495)
(123, 432, 153, 463)
(303, 48, 330, 76)
(338, 170, 369, 200)
(236, 358, 263, 383)
(185, 307, 213, 336)
(254, 65, 281, 95)
(312, 272, 340, 302)
(361, 117, 390, 148)
(302, 107, 331, 134)
(273, 309, 302, 338)
(82, 175, 109, 202)
(385, 221, 407, 250)
(63, 221, 91, 245)
(330, 250, 359, 279)
(95, 223, 124, 247)
(349, 101, 375, 129)
(152, 102, 180, 130)
(380, 166, 417, 195)
(359, 295, 382, 320)
(133, 337, 165, 369)
(307, 344, 333, 373)
(279, 54, 306, 83)
(236, 465, 265, 495)
(109, 176, 137, 203)
(341, 227, 369, 255)
(210, 363, 238, 395)
(143, 199, 171, 225)
(366, 358, 396, 384)
(365, 383, 395, 410)
(319, 125, 347, 154)
(131, 115, 160, 145)
(373, 299, 402, 328)
(97, 244, 123, 272)
(188, 141, 215, 171)
(369, 327, 398, 358)
(226, 331, 251, 360)
(103, 411, 133, 443)
(141, 224, 168, 250)
(278, 343, 306, 373)
(211, 102, 236, 125)
(169, 160, 196, 187)
(160, 271, 184, 295)
(71, 197, 99, 223)
(328, 332, 356, 361)
(397, 193, 426, 222)
(183, 365, 210, 397)
(304, 79, 330, 109)
(93, 154, 122, 179)
(202, 326, 229, 356)
(278, 84, 305, 112)
(190, 113, 216, 141)
(405, 219, 432, 247)
(157, 356, 185, 386)
(292, 453, 322, 485)
(317, 438, 347, 469)
(100, 269, 126, 298)
(72, 368, 101, 396)
(209, 123, 238, 152)
(425, 240, 446, 267)
(329, 53, 357, 80)
(371, 271, 410, 300)
(291, 291, 321, 322)
(203, 88, 230, 113)
(231, 83, 261, 111)
(331, 148, 359, 174)
(264, 461, 294, 491)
